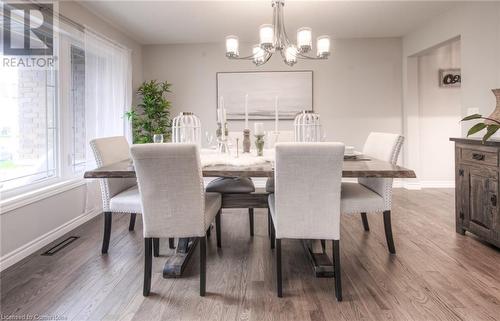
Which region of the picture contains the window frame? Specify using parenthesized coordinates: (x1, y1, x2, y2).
(0, 21, 87, 200)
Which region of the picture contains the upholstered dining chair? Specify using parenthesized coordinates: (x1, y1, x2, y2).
(90, 136, 143, 254)
(268, 143, 344, 300)
(340, 132, 404, 254)
(264, 130, 294, 238)
(206, 131, 256, 237)
(130, 143, 222, 297)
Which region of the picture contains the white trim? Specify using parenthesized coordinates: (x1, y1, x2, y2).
(393, 179, 455, 190)
(0, 178, 87, 214)
(419, 180, 455, 188)
(0, 207, 101, 272)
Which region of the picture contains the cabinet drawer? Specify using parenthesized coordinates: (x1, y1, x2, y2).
(461, 148, 498, 166)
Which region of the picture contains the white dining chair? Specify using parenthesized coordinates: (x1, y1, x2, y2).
(90, 136, 144, 254)
(264, 130, 294, 193)
(130, 143, 222, 297)
(206, 131, 256, 237)
(340, 132, 404, 254)
(268, 142, 344, 300)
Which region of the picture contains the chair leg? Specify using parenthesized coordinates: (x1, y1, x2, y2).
(320, 240, 326, 253)
(249, 208, 254, 237)
(101, 212, 112, 254)
(199, 236, 206, 297)
(169, 238, 175, 249)
(267, 209, 271, 238)
(383, 210, 396, 254)
(143, 238, 152, 296)
(270, 218, 276, 250)
(276, 239, 282, 298)
(216, 209, 222, 248)
(206, 224, 212, 238)
(360, 212, 370, 231)
(153, 238, 160, 257)
(333, 240, 342, 301)
(129, 213, 137, 231)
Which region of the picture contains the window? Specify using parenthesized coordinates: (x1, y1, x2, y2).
(0, 8, 131, 197)
(0, 41, 58, 192)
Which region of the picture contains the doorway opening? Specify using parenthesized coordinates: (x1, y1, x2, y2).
(405, 37, 461, 188)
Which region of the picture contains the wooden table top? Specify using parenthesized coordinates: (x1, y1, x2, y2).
(84, 158, 416, 179)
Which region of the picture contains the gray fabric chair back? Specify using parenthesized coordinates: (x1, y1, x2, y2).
(90, 136, 137, 211)
(130, 143, 206, 238)
(359, 132, 404, 210)
(274, 142, 344, 240)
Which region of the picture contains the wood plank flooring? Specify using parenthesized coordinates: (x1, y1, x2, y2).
(1, 189, 499, 321)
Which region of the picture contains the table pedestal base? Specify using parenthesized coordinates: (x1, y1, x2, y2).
(163, 237, 198, 278)
(302, 240, 334, 278)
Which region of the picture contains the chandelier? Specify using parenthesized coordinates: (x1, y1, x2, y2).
(225, 0, 331, 66)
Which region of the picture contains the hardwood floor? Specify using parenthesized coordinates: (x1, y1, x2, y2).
(1, 189, 499, 321)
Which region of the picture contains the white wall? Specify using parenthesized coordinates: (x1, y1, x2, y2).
(417, 40, 461, 185)
(142, 38, 403, 150)
(402, 2, 500, 186)
(0, 2, 143, 270)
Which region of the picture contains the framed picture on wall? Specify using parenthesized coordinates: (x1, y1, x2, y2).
(216, 70, 313, 120)
(439, 68, 461, 88)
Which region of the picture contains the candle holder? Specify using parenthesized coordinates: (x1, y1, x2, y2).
(255, 134, 265, 157)
(216, 121, 230, 154)
(243, 129, 251, 153)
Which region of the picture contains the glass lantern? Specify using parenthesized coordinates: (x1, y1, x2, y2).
(294, 110, 321, 142)
(172, 112, 201, 147)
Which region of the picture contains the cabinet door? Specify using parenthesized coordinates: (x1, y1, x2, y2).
(456, 165, 469, 230)
(468, 167, 498, 239)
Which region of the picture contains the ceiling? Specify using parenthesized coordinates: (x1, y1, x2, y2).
(78, 1, 460, 45)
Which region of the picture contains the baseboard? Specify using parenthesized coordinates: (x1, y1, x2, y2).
(0, 208, 101, 272)
(419, 180, 455, 188)
(393, 179, 454, 190)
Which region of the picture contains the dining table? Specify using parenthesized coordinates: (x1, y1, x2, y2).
(84, 150, 416, 279)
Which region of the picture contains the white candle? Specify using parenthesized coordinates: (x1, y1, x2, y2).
(217, 108, 221, 123)
(223, 108, 227, 124)
(244, 94, 249, 129)
(274, 96, 279, 132)
(254, 122, 264, 136)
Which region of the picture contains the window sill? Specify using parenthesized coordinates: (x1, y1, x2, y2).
(0, 178, 88, 214)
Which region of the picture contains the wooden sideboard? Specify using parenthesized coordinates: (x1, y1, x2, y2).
(451, 138, 500, 247)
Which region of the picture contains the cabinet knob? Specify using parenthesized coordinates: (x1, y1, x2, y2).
(458, 169, 464, 176)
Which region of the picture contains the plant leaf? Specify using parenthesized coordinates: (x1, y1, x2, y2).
(461, 114, 482, 121)
(483, 125, 500, 143)
(467, 122, 487, 137)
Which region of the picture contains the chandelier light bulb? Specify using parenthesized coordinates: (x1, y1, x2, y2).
(285, 46, 297, 66)
(259, 24, 274, 49)
(297, 27, 312, 52)
(225, 35, 239, 58)
(316, 35, 331, 58)
(253, 44, 266, 65)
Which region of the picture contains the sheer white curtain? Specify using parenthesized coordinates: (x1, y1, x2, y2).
(84, 29, 132, 170)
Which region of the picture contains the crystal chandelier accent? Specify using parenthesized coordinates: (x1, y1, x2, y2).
(225, 0, 331, 66)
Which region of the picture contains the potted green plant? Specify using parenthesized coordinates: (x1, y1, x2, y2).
(126, 80, 172, 144)
(461, 89, 500, 143)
